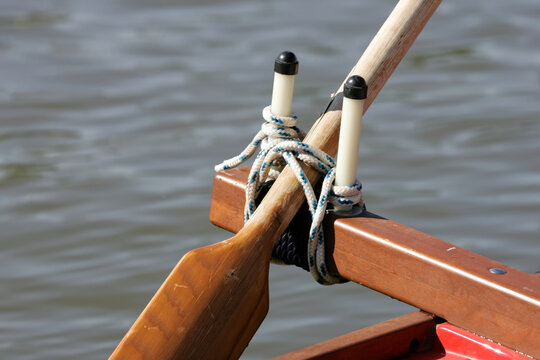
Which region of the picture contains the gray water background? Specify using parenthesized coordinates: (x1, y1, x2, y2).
(1, 0, 539, 358)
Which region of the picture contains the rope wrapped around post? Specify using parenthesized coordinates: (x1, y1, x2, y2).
(215, 107, 364, 285)
(215, 106, 304, 178)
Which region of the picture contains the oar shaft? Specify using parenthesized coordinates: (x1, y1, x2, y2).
(234, 0, 441, 349)
(248, 0, 441, 240)
(110, 0, 441, 358)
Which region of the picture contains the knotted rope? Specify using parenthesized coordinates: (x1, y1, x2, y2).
(215, 106, 304, 179)
(215, 106, 364, 285)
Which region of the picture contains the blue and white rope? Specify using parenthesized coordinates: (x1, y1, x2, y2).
(214, 106, 304, 178)
(215, 106, 364, 285)
(306, 169, 363, 284)
(244, 140, 335, 222)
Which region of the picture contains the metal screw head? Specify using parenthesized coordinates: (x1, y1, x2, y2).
(489, 268, 507, 275)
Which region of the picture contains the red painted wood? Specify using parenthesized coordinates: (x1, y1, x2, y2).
(271, 316, 535, 360)
(408, 323, 533, 360)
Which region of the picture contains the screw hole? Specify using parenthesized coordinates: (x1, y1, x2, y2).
(489, 268, 507, 275)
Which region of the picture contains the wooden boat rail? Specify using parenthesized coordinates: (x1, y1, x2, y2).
(271, 310, 534, 360)
(272, 311, 438, 360)
(209, 167, 540, 358)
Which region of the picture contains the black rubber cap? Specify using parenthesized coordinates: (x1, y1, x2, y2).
(274, 51, 298, 75)
(344, 75, 368, 100)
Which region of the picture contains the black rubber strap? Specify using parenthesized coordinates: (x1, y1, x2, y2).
(256, 180, 318, 272)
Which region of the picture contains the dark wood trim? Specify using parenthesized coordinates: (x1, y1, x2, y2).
(271, 311, 436, 360)
(209, 168, 540, 358)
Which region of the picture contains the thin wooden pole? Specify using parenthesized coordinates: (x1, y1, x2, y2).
(110, 0, 441, 359)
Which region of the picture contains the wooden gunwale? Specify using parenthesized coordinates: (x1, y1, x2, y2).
(272, 311, 438, 360)
(209, 167, 540, 358)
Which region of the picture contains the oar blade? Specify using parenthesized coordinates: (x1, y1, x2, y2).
(110, 234, 270, 360)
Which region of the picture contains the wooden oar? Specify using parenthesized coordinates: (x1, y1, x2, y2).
(110, 0, 441, 358)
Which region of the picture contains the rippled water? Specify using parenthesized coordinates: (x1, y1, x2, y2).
(1, 0, 539, 358)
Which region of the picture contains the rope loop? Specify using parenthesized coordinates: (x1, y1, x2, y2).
(330, 182, 364, 207)
(215, 105, 365, 285)
(214, 106, 303, 174)
(244, 140, 335, 223)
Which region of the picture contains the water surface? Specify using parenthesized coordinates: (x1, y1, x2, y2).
(1, 0, 539, 358)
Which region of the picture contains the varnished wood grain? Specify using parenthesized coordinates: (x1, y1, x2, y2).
(271, 311, 436, 360)
(111, 233, 272, 359)
(209, 168, 540, 358)
(330, 216, 540, 359)
(111, 1, 441, 358)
